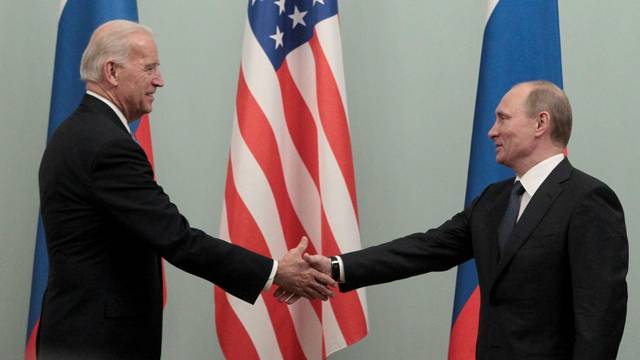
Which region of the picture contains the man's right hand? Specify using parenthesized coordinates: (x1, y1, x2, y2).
(273, 237, 336, 304)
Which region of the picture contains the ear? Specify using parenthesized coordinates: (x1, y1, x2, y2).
(103, 61, 119, 86)
(534, 111, 551, 137)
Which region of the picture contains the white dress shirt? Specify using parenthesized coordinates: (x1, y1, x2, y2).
(515, 153, 565, 220)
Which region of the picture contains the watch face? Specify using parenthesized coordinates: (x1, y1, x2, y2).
(331, 259, 340, 281)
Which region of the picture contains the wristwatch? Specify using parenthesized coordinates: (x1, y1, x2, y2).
(329, 256, 340, 282)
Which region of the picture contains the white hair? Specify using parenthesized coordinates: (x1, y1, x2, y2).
(79, 20, 153, 82)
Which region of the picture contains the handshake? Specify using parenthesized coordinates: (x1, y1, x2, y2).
(272, 236, 336, 305)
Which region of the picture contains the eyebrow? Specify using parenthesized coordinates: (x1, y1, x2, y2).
(496, 110, 510, 118)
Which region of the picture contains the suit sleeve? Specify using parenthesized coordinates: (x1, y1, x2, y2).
(568, 185, 628, 359)
(88, 138, 273, 304)
(339, 202, 475, 292)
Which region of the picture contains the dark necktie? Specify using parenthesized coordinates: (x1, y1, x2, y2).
(498, 181, 525, 253)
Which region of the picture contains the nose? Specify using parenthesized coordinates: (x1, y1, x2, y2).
(153, 70, 164, 87)
(488, 120, 498, 140)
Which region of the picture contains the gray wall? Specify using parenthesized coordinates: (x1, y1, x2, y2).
(1, 1, 638, 359)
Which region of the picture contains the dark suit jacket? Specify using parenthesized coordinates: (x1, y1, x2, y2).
(339, 159, 628, 359)
(37, 95, 273, 359)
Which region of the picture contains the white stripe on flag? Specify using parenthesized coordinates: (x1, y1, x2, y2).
(285, 40, 360, 255)
(288, 300, 324, 360)
(229, 114, 287, 258)
(219, 205, 284, 360)
(487, 0, 500, 21)
(322, 300, 348, 354)
(315, 17, 350, 121)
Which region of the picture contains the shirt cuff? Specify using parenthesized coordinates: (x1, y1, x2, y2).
(336, 256, 345, 283)
(263, 260, 278, 292)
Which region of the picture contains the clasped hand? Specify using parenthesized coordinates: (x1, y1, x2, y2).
(273, 236, 334, 304)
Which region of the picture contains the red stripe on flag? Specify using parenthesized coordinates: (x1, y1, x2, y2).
(277, 60, 320, 188)
(321, 211, 368, 345)
(215, 288, 260, 360)
(448, 286, 480, 360)
(309, 32, 359, 221)
(24, 320, 39, 360)
(136, 114, 155, 172)
(222, 161, 307, 360)
(236, 70, 314, 253)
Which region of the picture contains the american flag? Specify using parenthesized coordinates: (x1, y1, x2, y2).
(214, 0, 368, 359)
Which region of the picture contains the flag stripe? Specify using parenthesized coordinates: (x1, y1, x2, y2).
(277, 61, 321, 188)
(308, 33, 359, 222)
(237, 69, 320, 258)
(314, 17, 349, 127)
(448, 287, 480, 360)
(284, 41, 360, 257)
(217, 204, 283, 360)
(221, 166, 307, 359)
(225, 130, 328, 359)
(321, 212, 368, 344)
(134, 115, 155, 171)
(215, 288, 262, 360)
(235, 71, 331, 347)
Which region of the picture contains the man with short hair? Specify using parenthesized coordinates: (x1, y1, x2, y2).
(298, 81, 628, 359)
(37, 20, 334, 359)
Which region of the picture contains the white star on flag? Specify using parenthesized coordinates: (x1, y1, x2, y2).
(313, 0, 325, 5)
(274, 0, 285, 15)
(269, 26, 284, 49)
(288, 6, 307, 28)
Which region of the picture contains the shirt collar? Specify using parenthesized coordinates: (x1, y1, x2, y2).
(515, 153, 565, 197)
(86, 90, 132, 135)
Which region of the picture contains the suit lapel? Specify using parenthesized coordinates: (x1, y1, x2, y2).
(487, 186, 511, 277)
(490, 159, 573, 286)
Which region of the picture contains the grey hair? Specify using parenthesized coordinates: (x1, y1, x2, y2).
(80, 20, 152, 82)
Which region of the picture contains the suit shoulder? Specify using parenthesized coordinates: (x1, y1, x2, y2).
(47, 105, 132, 157)
(40, 104, 139, 182)
(567, 167, 617, 195)
(562, 167, 625, 215)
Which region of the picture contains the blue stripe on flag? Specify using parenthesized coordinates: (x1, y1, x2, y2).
(26, 0, 139, 346)
(451, 0, 563, 325)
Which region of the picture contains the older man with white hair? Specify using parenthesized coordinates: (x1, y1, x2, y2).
(37, 20, 334, 359)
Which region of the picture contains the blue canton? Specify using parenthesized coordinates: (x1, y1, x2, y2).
(248, 0, 338, 70)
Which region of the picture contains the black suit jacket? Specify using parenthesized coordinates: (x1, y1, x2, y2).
(37, 95, 273, 359)
(339, 159, 628, 359)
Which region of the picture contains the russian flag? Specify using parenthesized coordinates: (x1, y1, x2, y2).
(24, 1, 155, 359)
(447, 1, 563, 359)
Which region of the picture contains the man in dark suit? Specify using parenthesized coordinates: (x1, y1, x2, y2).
(37, 20, 335, 359)
(295, 81, 628, 359)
